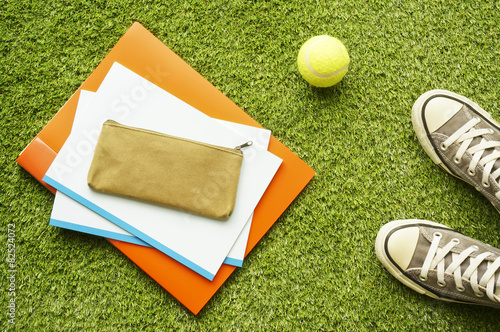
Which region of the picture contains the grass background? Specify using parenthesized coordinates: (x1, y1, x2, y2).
(1, 0, 499, 330)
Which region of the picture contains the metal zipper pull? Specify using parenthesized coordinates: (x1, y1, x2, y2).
(235, 141, 253, 150)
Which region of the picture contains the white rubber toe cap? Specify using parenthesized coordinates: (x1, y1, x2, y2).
(386, 226, 420, 270)
(424, 97, 463, 133)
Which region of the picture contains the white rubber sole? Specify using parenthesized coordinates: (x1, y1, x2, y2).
(375, 219, 453, 301)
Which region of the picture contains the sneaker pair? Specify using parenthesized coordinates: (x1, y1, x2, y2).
(375, 90, 500, 309)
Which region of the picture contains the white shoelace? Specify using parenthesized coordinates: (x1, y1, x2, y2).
(441, 117, 500, 199)
(419, 232, 500, 302)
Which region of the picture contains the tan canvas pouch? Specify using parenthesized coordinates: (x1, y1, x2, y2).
(87, 120, 249, 219)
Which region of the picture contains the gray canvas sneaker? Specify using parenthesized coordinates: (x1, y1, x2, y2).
(412, 89, 500, 212)
(375, 219, 500, 309)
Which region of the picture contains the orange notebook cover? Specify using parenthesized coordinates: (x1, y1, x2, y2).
(16, 22, 315, 314)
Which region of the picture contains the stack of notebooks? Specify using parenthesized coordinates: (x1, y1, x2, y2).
(17, 22, 314, 314)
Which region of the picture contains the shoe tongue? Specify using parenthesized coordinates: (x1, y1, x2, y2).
(467, 128, 500, 179)
(447, 252, 500, 299)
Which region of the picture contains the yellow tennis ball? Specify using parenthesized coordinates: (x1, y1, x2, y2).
(297, 35, 350, 87)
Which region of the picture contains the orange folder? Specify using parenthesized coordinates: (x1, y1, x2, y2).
(17, 22, 314, 314)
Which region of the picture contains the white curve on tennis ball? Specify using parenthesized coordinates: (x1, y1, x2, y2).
(305, 36, 349, 79)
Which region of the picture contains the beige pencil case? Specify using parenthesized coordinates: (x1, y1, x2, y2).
(87, 120, 251, 219)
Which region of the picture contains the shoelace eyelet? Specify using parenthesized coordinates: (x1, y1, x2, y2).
(488, 128, 495, 135)
(440, 143, 448, 151)
(419, 275, 428, 282)
(475, 291, 485, 298)
(453, 156, 461, 164)
(456, 285, 466, 292)
(468, 169, 476, 176)
(433, 232, 442, 238)
(482, 181, 490, 188)
(437, 280, 447, 287)
(451, 238, 460, 244)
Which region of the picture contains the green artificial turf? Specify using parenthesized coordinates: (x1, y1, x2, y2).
(1, 0, 500, 330)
